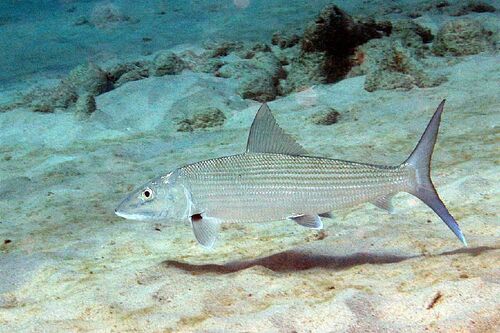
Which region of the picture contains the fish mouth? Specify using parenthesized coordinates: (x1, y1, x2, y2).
(114, 194, 149, 220)
(114, 207, 166, 221)
(114, 209, 149, 220)
(114, 191, 168, 221)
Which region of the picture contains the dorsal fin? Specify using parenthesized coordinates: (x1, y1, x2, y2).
(246, 103, 307, 155)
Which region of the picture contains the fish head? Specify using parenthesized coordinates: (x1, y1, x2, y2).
(115, 171, 187, 221)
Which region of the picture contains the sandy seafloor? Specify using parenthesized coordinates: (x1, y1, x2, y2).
(0, 0, 499, 332)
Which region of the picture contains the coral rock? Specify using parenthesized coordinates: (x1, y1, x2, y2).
(195, 58, 225, 74)
(310, 108, 341, 125)
(238, 75, 279, 103)
(452, 1, 496, 16)
(298, 5, 390, 84)
(240, 53, 283, 102)
(406, 0, 496, 17)
(109, 61, 150, 87)
(64, 63, 112, 96)
(272, 31, 301, 49)
(250, 43, 272, 53)
(391, 20, 434, 50)
(90, 3, 134, 28)
(279, 52, 327, 94)
(218, 52, 283, 102)
(152, 51, 186, 76)
(432, 19, 493, 56)
(177, 107, 226, 132)
(365, 70, 415, 91)
(360, 39, 446, 92)
(49, 85, 79, 109)
(8, 84, 77, 113)
(7, 63, 111, 113)
(116, 69, 149, 87)
(236, 43, 272, 59)
(301, 6, 389, 57)
(75, 93, 97, 115)
(203, 41, 244, 58)
(177, 50, 228, 75)
(32, 103, 54, 113)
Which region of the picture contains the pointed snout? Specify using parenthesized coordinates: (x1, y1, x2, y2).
(114, 192, 162, 221)
(114, 195, 141, 220)
(114, 202, 129, 219)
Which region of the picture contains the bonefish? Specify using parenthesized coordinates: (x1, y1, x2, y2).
(115, 100, 466, 248)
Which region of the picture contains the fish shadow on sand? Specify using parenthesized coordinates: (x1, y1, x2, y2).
(440, 245, 498, 257)
(162, 246, 497, 274)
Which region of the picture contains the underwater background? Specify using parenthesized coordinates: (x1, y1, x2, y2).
(0, 0, 499, 331)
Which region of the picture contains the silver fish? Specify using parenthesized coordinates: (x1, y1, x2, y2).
(115, 101, 466, 248)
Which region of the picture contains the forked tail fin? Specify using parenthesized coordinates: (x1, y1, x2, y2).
(403, 100, 467, 246)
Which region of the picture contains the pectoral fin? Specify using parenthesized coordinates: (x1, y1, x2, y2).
(289, 214, 323, 229)
(371, 194, 395, 213)
(190, 214, 220, 248)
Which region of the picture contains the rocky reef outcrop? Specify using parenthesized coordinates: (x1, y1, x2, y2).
(432, 18, 494, 56)
(0, 63, 113, 113)
(309, 108, 341, 125)
(108, 61, 151, 87)
(281, 5, 391, 94)
(353, 38, 446, 92)
(401, 0, 496, 19)
(176, 107, 226, 132)
(3, 3, 496, 113)
(152, 51, 187, 76)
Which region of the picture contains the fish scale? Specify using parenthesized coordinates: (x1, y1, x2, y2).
(179, 153, 412, 224)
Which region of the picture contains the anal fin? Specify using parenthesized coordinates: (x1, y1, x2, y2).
(371, 194, 395, 213)
(190, 213, 220, 248)
(289, 214, 323, 229)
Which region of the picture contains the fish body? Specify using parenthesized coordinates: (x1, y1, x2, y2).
(179, 153, 411, 224)
(116, 101, 467, 248)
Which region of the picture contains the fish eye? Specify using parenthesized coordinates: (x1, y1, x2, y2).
(140, 187, 154, 201)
